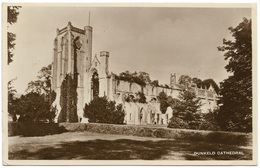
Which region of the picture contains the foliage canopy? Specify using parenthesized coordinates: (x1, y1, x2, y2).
(7, 6, 21, 64)
(217, 18, 252, 132)
(84, 96, 125, 124)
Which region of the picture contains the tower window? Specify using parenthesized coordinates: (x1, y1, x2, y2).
(86, 57, 88, 61)
(95, 62, 97, 66)
(87, 40, 88, 43)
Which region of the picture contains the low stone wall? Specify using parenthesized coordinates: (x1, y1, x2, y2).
(8, 122, 67, 137)
(59, 123, 252, 146)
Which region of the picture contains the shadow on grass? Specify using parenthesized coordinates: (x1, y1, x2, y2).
(9, 138, 252, 160)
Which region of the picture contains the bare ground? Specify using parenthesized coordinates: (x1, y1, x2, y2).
(8, 131, 252, 160)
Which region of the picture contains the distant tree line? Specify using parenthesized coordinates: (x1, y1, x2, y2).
(178, 75, 219, 93)
(115, 71, 151, 86)
(116, 70, 219, 93)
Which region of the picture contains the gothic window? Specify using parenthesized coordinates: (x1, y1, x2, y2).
(140, 109, 143, 120)
(91, 71, 99, 99)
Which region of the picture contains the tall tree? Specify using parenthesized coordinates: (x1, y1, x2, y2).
(15, 92, 56, 122)
(169, 88, 202, 129)
(173, 89, 201, 120)
(26, 64, 56, 108)
(192, 77, 203, 88)
(7, 6, 21, 120)
(138, 71, 151, 84)
(202, 79, 220, 93)
(26, 64, 52, 94)
(178, 75, 192, 86)
(8, 78, 18, 121)
(8, 65, 56, 122)
(7, 6, 21, 64)
(217, 18, 252, 132)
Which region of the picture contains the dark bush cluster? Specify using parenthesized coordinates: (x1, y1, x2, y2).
(167, 117, 189, 129)
(8, 122, 66, 137)
(84, 96, 125, 124)
(9, 92, 56, 122)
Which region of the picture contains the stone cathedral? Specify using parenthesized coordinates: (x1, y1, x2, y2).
(51, 22, 219, 124)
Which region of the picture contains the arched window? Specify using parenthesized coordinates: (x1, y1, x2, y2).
(91, 71, 99, 99)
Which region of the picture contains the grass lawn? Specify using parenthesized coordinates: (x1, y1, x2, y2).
(9, 131, 252, 160)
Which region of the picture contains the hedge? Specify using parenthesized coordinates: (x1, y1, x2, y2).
(8, 122, 251, 146)
(8, 122, 67, 137)
(59, 123, 252, 146)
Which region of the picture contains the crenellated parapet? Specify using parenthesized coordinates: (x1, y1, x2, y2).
(56, 22, 92, 36)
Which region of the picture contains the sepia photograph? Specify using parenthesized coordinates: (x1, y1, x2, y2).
(2, 3, 257, 165)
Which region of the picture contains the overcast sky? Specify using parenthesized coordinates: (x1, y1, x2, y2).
(7, 5, 251, 94)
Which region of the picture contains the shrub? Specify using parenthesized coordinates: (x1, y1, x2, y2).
(15, 92, 56, 122)
(188, 120, 202, 130)
(167, 117, 189, 129)
(84, 97, 125, 124)
(199, 121, 220, 131)
(8, 122, 67, 137)
(198, 110, 221, 131)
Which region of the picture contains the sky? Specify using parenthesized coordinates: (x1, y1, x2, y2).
(7, 5, 252, 94)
